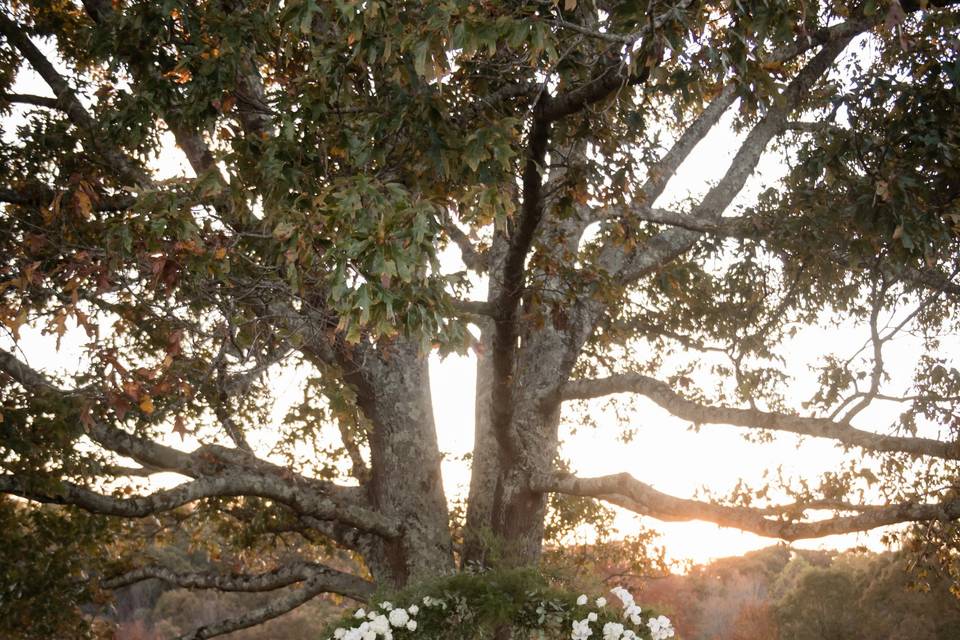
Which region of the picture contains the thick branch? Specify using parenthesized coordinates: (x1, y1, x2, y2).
(489, 95, 552, 459)
(0, 92, 59, 109)
(532, 471, 960, 541)
(540, 0, 694, 122)
(175, 573, 354, 640)
(562, 373, 959, 459)
(0, 474, 256, 517)
(0, 347, 400, 537)
(0, 186, 136, 210)
(444, 221, 488, 271)
(103, 561, 373, 600)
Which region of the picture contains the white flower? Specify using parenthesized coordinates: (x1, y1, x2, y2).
(587, 612, 598, 622)
(380, 601, 394, 611)
(367, 611, 378, 620)
(602, 621, 624, 640)
(354, 608, 366, 619)
(369, 615, 390, 635)
(611, 586, 635, 607)
(407, 605, 419, 616)
(577, 594, 588, 606)
(344, 630, 362, 640)
(406, 621, 417, 632)
(388, 608, 409, 628)
(571, 618, 593, 640)
(333, 629, 346, 639)
(623, 603, 642, 624)
(596, 597, 607, 608)
(647, 615, 675, 640)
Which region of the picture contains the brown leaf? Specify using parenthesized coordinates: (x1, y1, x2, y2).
(173, 415, 188, 440)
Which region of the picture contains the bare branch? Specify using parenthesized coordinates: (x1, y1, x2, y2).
(640, 84, 738, 205)
(561, 372, 959, 459)
(0, 186, 136, 210)
(0, 473, 259, 517)
(103, 561, 373, 600)
(1, 92, 59, 109)
(175, 573, 358, 640)
(532, 471, 960, 541)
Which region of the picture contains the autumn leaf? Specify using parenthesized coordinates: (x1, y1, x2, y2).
(163, 68, 192, 84)
(173, 415, 188, 440)
(74, 189, 93, 218)
(139, 395, 155, 415)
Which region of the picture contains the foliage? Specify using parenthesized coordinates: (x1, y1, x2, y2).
(0, 498, 112, 639)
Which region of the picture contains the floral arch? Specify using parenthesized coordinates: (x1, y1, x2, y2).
(324, 572, 674, 640)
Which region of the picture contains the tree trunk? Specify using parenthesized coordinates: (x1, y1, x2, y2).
(344, 339, 455, 586)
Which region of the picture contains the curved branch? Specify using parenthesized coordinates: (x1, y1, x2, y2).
(532, 471, 960, 541)
(0, 474, 252, 517)
(175, 573, 357, 640)
(561, 372, 959, 459)
(103, 561, 373, 600)
(0, 347, 400, 537)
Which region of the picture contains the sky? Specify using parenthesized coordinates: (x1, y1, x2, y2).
(3, 34, 944, 569)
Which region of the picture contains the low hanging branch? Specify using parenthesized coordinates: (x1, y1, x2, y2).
(175, 573, 361, 640)
(103, 561, 373, 600)
(531, 471, 960, 541)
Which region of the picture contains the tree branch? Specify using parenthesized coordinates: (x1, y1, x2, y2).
(0, 12, 150, 187)
(0, 347, 400, 538)
(102, 561, 373, 600)
(175, 573, 358, 640)
(0, 91, 59, 109)
(444, 221, 488, 271)
(532, 471, 960, 541)
(561, 372, 959, 459)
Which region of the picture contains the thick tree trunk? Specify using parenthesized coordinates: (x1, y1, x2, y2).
(489, 325, 577, 567)
(343, 339, 455, 586)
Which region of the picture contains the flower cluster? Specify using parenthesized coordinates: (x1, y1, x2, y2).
(331, 601, 421, 640)
(323, 575, 674, 640)
(570, 586, 675, 640)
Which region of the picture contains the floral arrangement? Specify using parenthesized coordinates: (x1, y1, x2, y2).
(323, 571, 675, 640)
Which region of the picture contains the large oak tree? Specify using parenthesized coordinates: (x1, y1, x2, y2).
(2, 0, 960, 637)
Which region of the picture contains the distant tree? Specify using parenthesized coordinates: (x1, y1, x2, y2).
(729, 602, 779, 640)
(859, 553, 960, 640)
(2, 0, 960, 638)
(776, 566, 862, 640)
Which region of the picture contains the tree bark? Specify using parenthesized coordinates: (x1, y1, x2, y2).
(341, 339, 455, 585)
